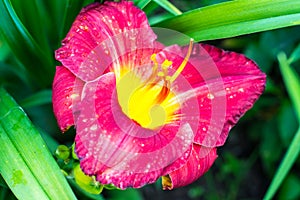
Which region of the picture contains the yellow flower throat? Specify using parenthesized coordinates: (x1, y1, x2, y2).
(117, 39, 194, 130)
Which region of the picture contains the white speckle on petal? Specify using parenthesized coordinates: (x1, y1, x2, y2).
(90, 124, 97, 131)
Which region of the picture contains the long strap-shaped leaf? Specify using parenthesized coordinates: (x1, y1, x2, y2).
(0, 0, 54, 88)
(0, 88, 77, 200)
(263, 53, 300, 200)
(153, 0, 300, 43)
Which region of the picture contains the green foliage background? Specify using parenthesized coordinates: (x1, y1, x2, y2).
(0, 0, 300, 199)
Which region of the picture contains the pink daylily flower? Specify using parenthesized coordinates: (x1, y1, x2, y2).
(53, 1, 266, 190)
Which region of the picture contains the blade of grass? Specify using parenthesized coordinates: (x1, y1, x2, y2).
(153, 0, 300, 43)
(0, 88, 77, 200)
(152, 0, 182, 15)
(263, 52, 300, 200)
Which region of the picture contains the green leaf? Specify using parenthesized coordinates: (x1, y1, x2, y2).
(263, 52, 300, 200)
(135, 0, 151, 9)
(278, 174, 300, 200)
(10, 0, 52, 58)
(68, 179, 105, 200)
(20, 90, 52, 108)
(142, 1, 159, 16)
(278, 52, 300, 122)
(0, 34, 10, 61)
(106, 188, 143, 200)
(278, 102, 298, 147)
(0, 88, 76, 200)
(148, 13, 173, 25)
(288, 43, 300, 64)
(0, 0, 54, 88)
(152, 0, 182, 16)
(263, 127, 300, 200)
(153, 0, 300, 43)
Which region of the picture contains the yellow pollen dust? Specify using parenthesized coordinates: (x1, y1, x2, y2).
(116, 39, 194, 130)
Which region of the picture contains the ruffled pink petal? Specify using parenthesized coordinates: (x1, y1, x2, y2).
(162, 144, 217, 190)
(194, 44, 266, 147)
(157, 43, 266, 147)
(55, 1, 158, 81)
(52, 66, 83, 132)
(74, 72, 194, 189)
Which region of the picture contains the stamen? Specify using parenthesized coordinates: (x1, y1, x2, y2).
(162, 60, 172, 77)
(157, 71, 164, 77)
(151, 53, 158, 71)
(145, 53, 159, 84)
(162, 60, 172, 69)
(170, 38, 194, 82)
(155, 59, 173, 103)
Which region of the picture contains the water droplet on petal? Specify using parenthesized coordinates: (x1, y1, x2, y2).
(207, 93, 214, 99)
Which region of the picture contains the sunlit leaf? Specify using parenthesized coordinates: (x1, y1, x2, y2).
(0, 88, 76, 200)
(154, 0, 300, 44)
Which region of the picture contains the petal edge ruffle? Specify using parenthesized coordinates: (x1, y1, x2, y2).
(163, 144, 217, 190)
(52, 66, 82, 132)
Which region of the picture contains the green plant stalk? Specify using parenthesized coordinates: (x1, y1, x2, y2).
(0, 88, 77, 200)
(263, 52, 300, 200)
(154, 0, 300, 43)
